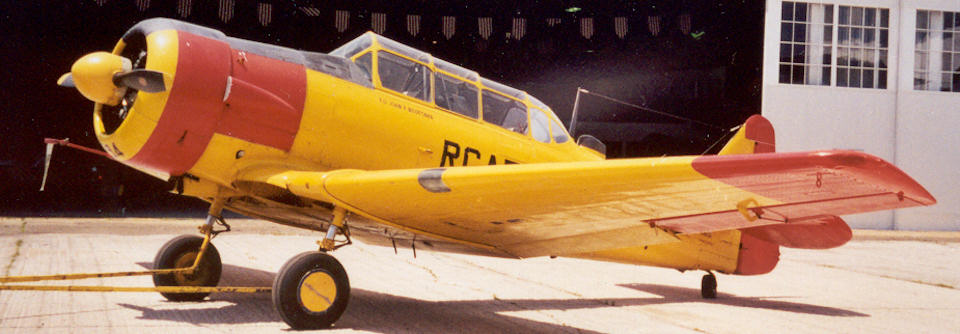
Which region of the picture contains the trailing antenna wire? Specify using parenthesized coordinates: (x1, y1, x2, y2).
(569, 87, 740, 154)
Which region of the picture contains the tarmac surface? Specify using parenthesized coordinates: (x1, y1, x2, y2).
(0, 217, 958, 333)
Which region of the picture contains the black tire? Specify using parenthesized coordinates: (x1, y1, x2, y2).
(152, 235, 222, 301)
(273, 251, 350, 329)
(701, 273, 718, 299)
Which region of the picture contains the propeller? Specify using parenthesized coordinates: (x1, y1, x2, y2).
(57, 73, 75, 87)
(113, 69, 166, 93)
(57, 69, 166, 93)
(57, 51, 168, 105)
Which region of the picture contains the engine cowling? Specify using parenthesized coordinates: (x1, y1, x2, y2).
(91, 19, 306, 177)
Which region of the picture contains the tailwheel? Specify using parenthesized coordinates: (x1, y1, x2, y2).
(701, 272, 718, 299)
(152, 235, 222, 301)
(273, 251, 350, 329)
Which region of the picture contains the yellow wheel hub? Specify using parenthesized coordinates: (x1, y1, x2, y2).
(298, 270, 337, 313)
(172, 251, 203, 285)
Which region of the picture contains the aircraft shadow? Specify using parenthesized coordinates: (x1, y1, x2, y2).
(617, 283, 869, 317)
(120, 263, 865, 331)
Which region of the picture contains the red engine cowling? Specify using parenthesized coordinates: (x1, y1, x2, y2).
(96, 19, 306, 176)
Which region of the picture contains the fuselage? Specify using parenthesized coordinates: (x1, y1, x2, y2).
(72, 18, 757, 275)
(93, 19, 601, 191)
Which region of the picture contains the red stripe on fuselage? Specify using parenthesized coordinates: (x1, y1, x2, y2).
(127, 32, 231, 175)
(218, 50, 305, 151)
(128, 31, 307, 175)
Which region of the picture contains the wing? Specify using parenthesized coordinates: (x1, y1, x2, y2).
(252, 150, 934, 258)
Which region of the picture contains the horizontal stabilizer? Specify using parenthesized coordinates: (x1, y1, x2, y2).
(740, 215, 852, 249)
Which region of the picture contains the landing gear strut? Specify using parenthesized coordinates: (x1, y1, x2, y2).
(701, 272, 717, 299)
(152, 234, 222, 301)
(152, 196, 230, 301)
(150, 195, 355, 329)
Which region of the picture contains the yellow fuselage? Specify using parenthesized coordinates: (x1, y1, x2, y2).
(85, 19, 750, 275)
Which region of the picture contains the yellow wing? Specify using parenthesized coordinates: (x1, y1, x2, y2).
(250, 150, 934, 258)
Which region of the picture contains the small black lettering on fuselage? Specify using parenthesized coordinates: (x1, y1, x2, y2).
(440, 140, 517, 166)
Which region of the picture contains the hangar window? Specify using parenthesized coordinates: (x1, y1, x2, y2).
(836, 6, 889, 89)
(779, 2, 891, 89)
(915, 10, 960, 92)
(779, 2, 834, 86)
(378, 51, 431, 102)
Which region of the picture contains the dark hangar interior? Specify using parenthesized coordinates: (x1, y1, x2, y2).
(1, 0, 764, 215)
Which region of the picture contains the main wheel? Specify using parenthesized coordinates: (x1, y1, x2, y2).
(152, 235, 222, 301)
(273, 251, 350, 329)
(701, 273, 718, 299)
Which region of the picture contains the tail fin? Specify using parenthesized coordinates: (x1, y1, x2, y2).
(723, 115, 780, 275)
(718, 114, 776, 155)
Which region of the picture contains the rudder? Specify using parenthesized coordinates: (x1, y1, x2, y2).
(718, 114, 775, 155)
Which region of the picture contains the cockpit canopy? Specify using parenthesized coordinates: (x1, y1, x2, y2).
(329, 32, 570, 144)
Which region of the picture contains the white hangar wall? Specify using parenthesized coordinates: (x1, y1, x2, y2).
(762, 0, 960, 230)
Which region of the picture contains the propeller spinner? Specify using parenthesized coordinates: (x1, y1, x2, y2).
(58, 51, 167, 105)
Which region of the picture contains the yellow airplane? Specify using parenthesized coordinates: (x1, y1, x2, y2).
(44, 18, 934, 329)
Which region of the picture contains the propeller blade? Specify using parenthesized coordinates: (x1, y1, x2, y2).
(114, 69, 166, 93)
(57, 73, 75, 87)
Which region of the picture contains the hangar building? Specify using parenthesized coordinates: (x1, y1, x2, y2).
(762, 0, 959, 230)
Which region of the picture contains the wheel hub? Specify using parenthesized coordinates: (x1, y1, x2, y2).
(171, 251, 206, 285)
(298, 270, 338, 313)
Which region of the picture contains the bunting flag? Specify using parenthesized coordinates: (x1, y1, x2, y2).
(679, 13, 691, 35)
(580, 17, 594, 39)
(442, 16, 456, 39)
(82, 7, 700, 43)
(511, 17, 526, 40)
(258, 3, 272, 26)
(298, 7, 321, 17)
(615, 16, 628, 39)
(648, 15, 662, 36)
(478, 17, 493, 39)
(177, 0, 192, 18)
(219, 0, 234, 23)
(335, 10, 349, 33)
(407, 15, 421, 37)
(372, 13, 386, 34)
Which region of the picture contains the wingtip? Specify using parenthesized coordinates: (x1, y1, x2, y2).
(825, 150, 937, 207)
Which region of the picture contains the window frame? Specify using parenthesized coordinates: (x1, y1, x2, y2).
(375, 50, 433, 103)
(777, 1, 890, 89)
(547, 115, 570, 144)
(350, 51, 373, 85)
(434, 70, 480, 119)
(835, 5, 890, 89)
(914, 9, 960, 92)
(779, 1, 835, 86)
(481, 88, 529, 135)
(331, 32, 577, 141)
(528, 107, 552, 143)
